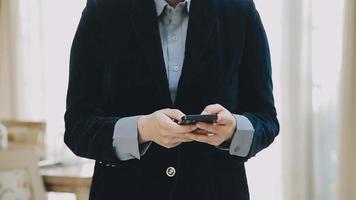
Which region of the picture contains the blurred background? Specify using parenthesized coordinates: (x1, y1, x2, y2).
(0, 0, 355, 200)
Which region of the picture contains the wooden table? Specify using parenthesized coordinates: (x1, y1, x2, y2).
(40, 161, 94, 200)
(8, 143, 94, 200)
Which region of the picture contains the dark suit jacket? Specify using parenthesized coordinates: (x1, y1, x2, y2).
(64, 0, 279, 199)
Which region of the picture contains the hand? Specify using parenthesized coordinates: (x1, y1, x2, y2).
(138, 109, 196, 148)
(185, 104, 237, 146)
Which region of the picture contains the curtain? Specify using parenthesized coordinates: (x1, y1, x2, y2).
(337, 0, 356, 199)
(0, 0, 45, 120)
(279, 0, 314, 199)
(0, 0, 20, 119)
(279, 0, 344, 199)
(0, 0, 85, 160)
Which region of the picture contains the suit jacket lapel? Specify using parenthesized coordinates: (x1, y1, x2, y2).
(130, 0, 173, 107)
(175, 0, 219, 105)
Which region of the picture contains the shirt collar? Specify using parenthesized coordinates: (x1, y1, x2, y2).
(154, 0, 191, 17)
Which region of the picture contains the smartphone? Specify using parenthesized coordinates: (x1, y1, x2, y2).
(177, 114, 217, 125)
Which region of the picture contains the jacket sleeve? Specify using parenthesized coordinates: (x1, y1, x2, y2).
(64, 0, 121, 165)
(236, 1, 280, 159)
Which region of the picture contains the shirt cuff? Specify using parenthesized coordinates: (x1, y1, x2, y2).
(216, 114, 255, 157)
(112, 116, 151, 161)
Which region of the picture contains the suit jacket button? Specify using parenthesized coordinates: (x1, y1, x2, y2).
(166, 167, 176, 177)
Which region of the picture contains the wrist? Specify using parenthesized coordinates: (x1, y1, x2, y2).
(138, 115, 150, 144)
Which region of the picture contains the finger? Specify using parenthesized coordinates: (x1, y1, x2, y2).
(161, 130, 194, 139)
(201, 110, 209, 115)
(193, 128, 210, 135)
(202, 104, 225, 114)
(216, 110, 232, 125)
(196, 122, 221, 134)
(185, 133, 219, 145)
(167, 122, 197, 134)
(193, 129, 216, 136)
(161, 109, 185, 120)
(159, 111, 197, 133)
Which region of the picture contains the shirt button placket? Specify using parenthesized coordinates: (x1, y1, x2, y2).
(172, 34, 178, 41)
(173, 65, 180, 72)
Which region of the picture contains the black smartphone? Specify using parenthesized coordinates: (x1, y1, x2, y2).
(177, 114, 217, 125)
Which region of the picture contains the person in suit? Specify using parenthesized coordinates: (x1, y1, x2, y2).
(64, 0, 279, 199)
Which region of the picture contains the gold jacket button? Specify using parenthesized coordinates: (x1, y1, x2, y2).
(166, 167, 176, 177)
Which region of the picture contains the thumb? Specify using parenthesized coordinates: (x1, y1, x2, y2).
(161, 109, 185, 120)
